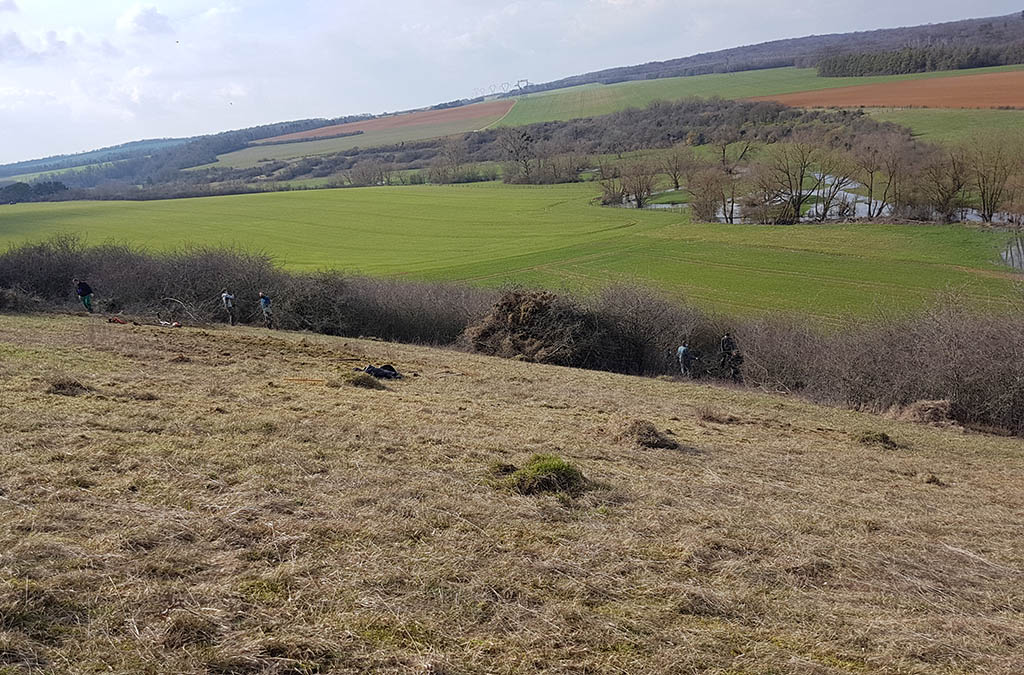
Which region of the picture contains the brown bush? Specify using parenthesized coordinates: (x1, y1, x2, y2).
(463, 289, 627, 370)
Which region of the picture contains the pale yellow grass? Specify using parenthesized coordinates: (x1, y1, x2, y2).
(1, 314, 1022, 673)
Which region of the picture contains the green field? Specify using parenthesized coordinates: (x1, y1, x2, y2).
(1, 182, 1018, 321)
(867, 108, 1024, 143)
(499, 65, 1024, 127)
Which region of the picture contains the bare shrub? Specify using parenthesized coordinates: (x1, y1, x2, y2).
(587, 284, 705, 375)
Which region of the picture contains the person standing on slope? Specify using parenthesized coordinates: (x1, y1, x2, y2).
(676, 342, 695, 377)
(73, 278, 94, 313)
(258, 291, 274, 328)
(221, 289, 237, 325)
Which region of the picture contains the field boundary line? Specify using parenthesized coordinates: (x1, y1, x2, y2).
(479, 101, 518, 130)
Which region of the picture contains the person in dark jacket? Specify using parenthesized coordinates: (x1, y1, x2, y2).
(73, 278, 93, 313)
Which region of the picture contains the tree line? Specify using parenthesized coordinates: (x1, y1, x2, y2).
(594, 127, 1024, 225)
(817, 42, 1024, 77)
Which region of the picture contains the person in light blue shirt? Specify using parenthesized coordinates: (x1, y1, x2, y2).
(258, 291, 274, 328)
(676, 342, 694, 377)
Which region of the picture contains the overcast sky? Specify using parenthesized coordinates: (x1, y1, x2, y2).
(1, 0, 1022, 164)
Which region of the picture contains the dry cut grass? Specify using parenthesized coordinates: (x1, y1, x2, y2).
(1, 314, 1023, 673)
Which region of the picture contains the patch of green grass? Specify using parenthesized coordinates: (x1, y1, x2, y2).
(499, 65, 1024, 127)
(868, 108, 1024, 143)
(498, 453, 588, 496)
(1, 182, 1018, 321)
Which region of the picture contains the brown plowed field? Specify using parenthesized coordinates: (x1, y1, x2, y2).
(750, 70, 1024, 109)
(255, 99, 515, 144)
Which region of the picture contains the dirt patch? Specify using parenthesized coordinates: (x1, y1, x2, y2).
(253, 100, 516, 145)
(750, 70, 1024, 109)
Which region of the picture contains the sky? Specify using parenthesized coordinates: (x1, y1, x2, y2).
(1, 0, 1022, 164)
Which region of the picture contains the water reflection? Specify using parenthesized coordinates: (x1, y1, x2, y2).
(1003, 237, 1024, 271)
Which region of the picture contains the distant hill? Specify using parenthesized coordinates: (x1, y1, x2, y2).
(6, 12, 1024, 191)
(0, 138, 191, 180)
(510, 12, 1024, 95)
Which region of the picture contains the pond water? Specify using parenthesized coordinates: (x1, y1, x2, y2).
(1003, 237, 1024, 271)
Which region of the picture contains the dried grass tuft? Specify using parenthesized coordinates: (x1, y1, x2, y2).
(615, 417, 679, 449)
(46, 377, 92, 397)
(856, 430, 908, 450)
(696, 406, 740, 424)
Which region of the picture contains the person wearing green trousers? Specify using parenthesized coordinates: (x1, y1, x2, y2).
(73, 278, 93, 313)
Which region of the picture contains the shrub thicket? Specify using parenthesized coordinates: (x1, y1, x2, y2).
(2, 237, 1021, 436)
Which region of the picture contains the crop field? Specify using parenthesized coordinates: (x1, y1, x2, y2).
(497, 65, 1024, 127)
(1, 183, 1018, 321)
(1, 314, 1023, 672)
(208, 102, 514, 169)
(753, 69, 1024, 109)
(867, 108, 1024, 142)
(254, 101, 515, 145)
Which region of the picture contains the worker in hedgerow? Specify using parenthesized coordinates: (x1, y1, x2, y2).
(73, 278, 94, 313)
(258, 291, 274, 328)
(676, 342, 695, 377)
(719, 332, 737, 367)
(221, 289, 237, 325)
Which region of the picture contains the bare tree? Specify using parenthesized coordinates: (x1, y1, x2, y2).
(498, 128, 535, 182)
(661, 145, 697, 192)
(920, 146, 969, 223)
(710, 128, 753, 224)
(762, 139, 825, 224)
(813, 147, 858, 222)
(621, 160, 659, 209)
(687, 167, 730, 222)
(597, 162, 625, 205)
(964, 131, 1024, 223)
(852, 131, 911, 219)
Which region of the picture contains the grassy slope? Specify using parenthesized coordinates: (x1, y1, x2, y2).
(0, 182, 1017, 321)
(499, 65, 1024, 127)
(1, 314, 1022, 673)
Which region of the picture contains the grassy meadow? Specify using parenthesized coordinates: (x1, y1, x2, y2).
(867, 108, 1024, 143)
(0, 182, 1019, 322)
(1, 313, 1023, 672)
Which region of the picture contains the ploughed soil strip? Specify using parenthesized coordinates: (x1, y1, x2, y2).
(749, 70, 1024, 109)
(254, 100, 516, 144)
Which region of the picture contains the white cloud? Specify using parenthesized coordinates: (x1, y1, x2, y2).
(116, 5, 173, 36)
(3, 0, 1024, 163)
